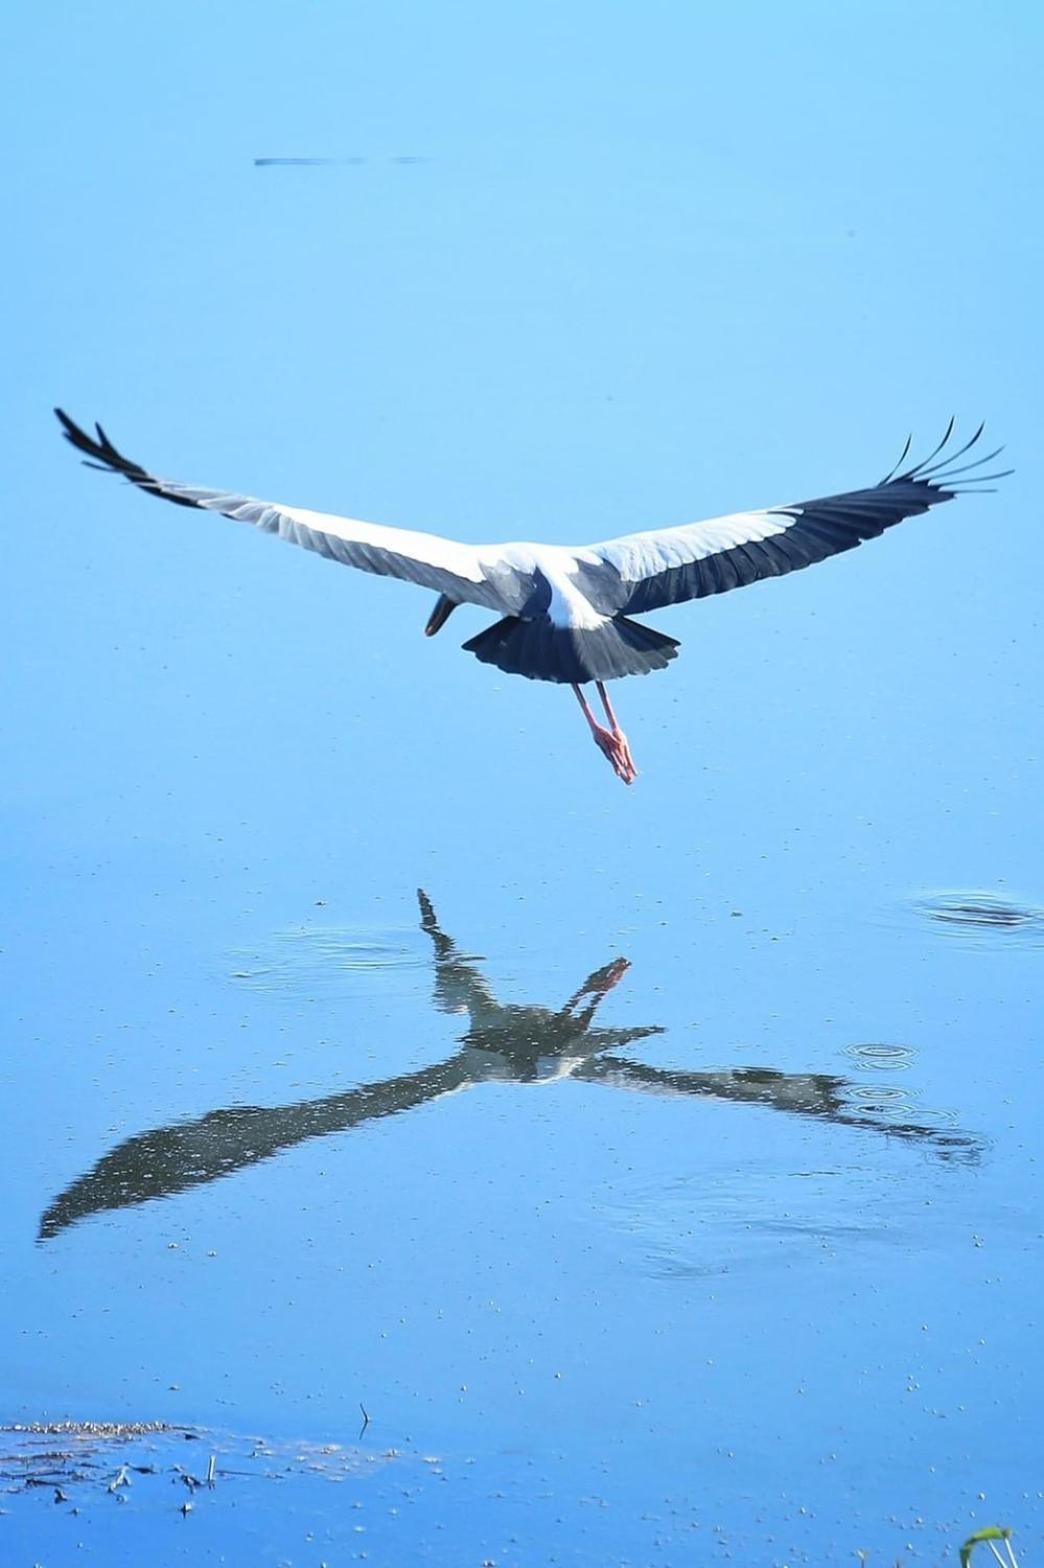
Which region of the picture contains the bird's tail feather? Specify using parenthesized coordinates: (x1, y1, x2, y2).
(462, 615, 679, 684)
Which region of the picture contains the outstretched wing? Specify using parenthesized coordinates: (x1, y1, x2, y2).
(55, 410, 505, 609)
(573, 423, 1010, 617)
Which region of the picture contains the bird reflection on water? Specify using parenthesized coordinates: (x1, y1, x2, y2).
(40, 893, 978, 1239)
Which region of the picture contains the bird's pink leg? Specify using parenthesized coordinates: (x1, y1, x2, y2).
(595, 681, 638, 782)
(572, 684, 637, 784)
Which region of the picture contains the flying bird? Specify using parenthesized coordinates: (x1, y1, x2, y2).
(54, 411, 1008, 783)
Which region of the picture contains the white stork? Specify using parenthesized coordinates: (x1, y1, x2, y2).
(55, 411, 1008, 783)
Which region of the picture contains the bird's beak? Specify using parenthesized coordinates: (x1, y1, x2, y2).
(424, 594, 458, 636)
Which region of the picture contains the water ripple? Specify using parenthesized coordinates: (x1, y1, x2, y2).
(229, 925, 428, 998)
(913, 892, 1044, 946)
(844, 1043, 916, 1072)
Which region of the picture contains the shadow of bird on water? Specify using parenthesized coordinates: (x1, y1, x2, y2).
(39, 893, 979, 1239)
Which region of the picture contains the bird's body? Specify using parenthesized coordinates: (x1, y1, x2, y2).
(55, 410, 1008, 782)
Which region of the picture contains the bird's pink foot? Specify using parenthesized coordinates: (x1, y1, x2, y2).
(572, 682, 638, 784)
(590, 721, 638, 784)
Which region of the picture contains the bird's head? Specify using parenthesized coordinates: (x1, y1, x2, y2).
(424, 594, 459, 636)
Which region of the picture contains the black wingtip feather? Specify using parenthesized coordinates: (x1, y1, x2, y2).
(881, 433, 913, 484)
(55, 408, 119, 467)
(911, 420, 986, 480)
(54, 408, 206, 510)
(921, 444, 1005, 483)
(883, 420, 1011, 496)
(56, 407, 92, 455)
(944, 468, 1014, 490)
(901, 416, 957, 479)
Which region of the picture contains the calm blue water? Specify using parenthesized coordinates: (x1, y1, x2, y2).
(4, 3, 1043, 1562)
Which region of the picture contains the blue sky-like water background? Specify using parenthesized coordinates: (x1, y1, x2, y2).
(3, 2, 1043, 1562)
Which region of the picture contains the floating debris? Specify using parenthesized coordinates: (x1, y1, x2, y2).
(6, 1422, 176, 1439)
(0, 1423, 400, 1510)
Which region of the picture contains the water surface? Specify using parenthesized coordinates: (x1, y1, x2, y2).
(5, 2, 1043, 1562)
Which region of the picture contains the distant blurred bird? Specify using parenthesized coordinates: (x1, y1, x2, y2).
(55, 411, 1008, 784)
